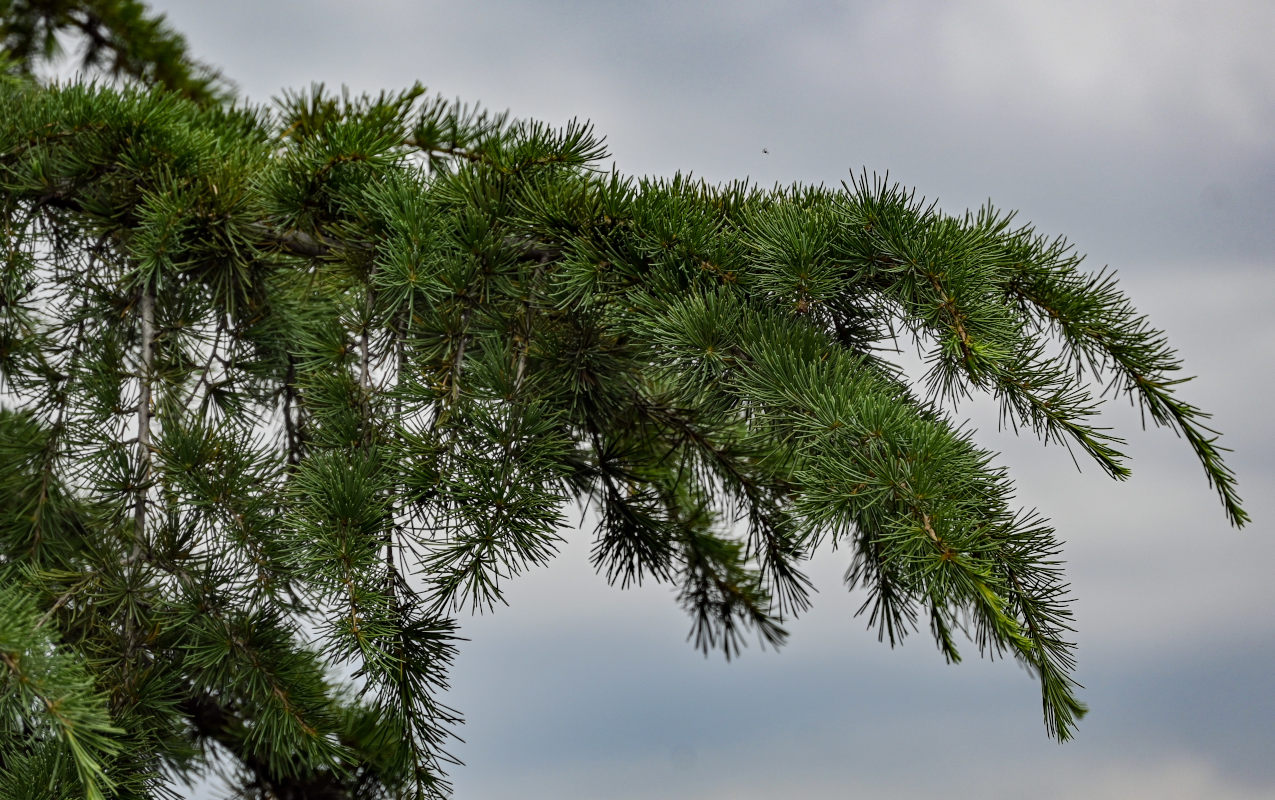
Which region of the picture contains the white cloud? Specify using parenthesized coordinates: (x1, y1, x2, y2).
(1021, 1, 1274, 147)
(790, 0, 1275, 154)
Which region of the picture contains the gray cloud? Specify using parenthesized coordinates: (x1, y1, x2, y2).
(447, 530, 1275, 798)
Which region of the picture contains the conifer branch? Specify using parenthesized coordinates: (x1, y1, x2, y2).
(0, 40, 1247, 794)
(121, 284, 155, 694)
(131, 286, 155, 542)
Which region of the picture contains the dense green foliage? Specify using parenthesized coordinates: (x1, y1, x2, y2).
(1, 0, 227, 104)
(0, 2, 1245, 798)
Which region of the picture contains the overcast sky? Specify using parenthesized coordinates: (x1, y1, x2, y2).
(113, 2, 1275, 797)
